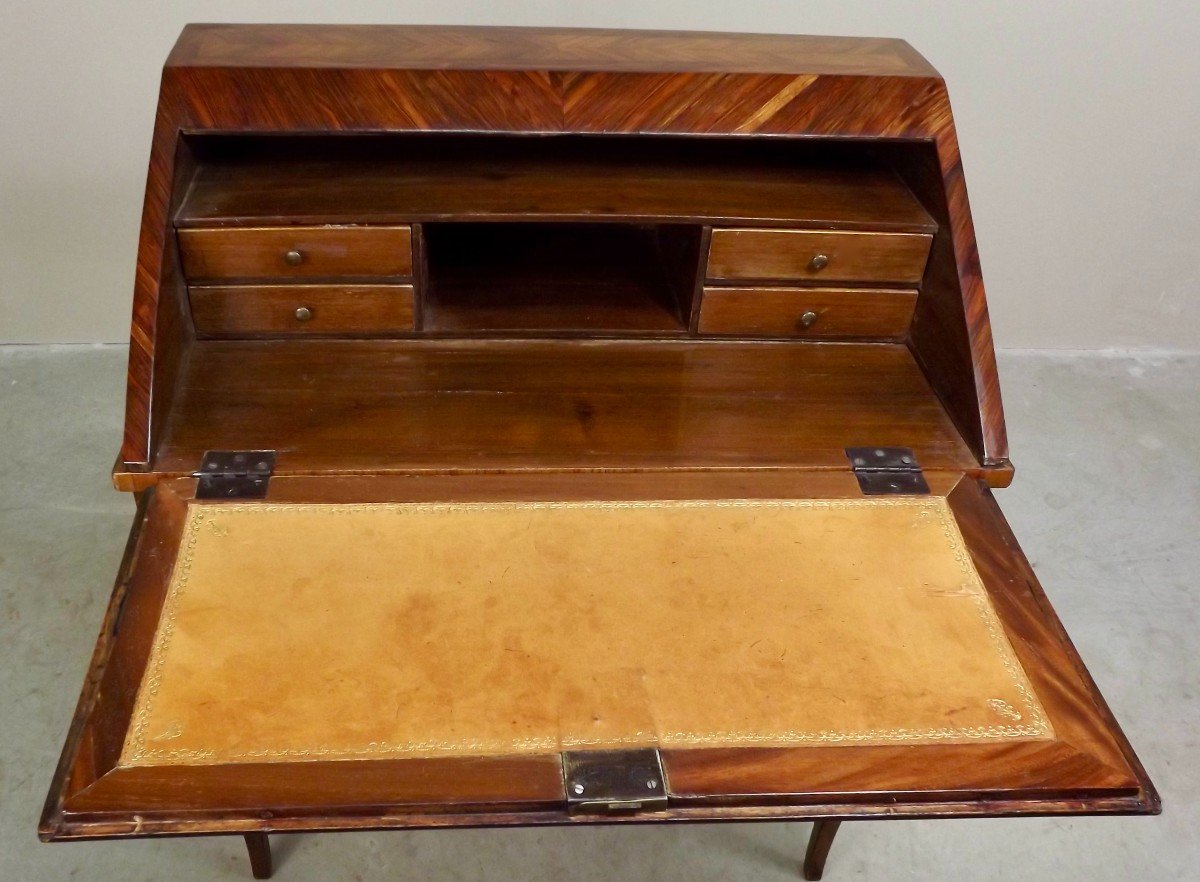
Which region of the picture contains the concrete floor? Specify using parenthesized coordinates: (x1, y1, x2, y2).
(1, 345, 1196, 881)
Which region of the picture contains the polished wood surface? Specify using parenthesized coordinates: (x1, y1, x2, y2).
(696, 287, 916, 339)
(803, 820, 841, 881)
(178, 225, 413, 280)
(140, 340, 982, 483)
(135, 139, 197, 471)
(190, 284, 416, 337)
(706, 228, 932, 284)
(167, 24, 939, 76)
(178, 142, 935, 231)
(893, 146, 1008, 468)
(119, 25, 1005, 468)
(40, 474, 1157, 841)
(243, 833, 272, 880)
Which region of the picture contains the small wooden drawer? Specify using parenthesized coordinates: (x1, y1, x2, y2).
(190, 284, 416, 337)
(707, 228, 932, 284)
(696, 286, 917, 339)
(178, 225, 413, 280)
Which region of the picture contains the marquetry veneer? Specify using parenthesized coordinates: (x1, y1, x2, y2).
(42, 24, 1157, 882)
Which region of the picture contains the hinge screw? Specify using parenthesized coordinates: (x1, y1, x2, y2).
(572, 783, 585, 795)
(646, 779, 658, 789)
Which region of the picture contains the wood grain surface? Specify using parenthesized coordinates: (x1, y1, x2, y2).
(178, 142, 936, 231)
(141, 340, 981, 482)
(706, 228, 932, 284)
(178, 226, 413, 280)
(166, 25, 939, 76)
(190, 284, 415, 337)
(119, 25, 1005, 468)
(696, 287, 916, 339)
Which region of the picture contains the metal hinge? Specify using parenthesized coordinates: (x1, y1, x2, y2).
(194, 450, 275, 499)
(562, 749, 667, 815)
(845, 447, 929, 495)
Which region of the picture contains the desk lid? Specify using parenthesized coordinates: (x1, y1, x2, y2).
(41, 471, 1157, 838)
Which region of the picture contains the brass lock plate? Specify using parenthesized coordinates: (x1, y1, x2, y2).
(561, 749, 667, 815)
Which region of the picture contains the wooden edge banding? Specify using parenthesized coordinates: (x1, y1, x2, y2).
(65, 755, 566, 816)
(165, 26, 944, 78)
(109, 465, 1017, 495)
(50, 791, 1155, 841)
(947, 478, 1159, 811)
(40, 491, 156, 839)
(42, 485, 197, 839)
(930, 107, 1008, 464)
(123, 71, 189, 465)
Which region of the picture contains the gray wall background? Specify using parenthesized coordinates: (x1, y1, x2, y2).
(2, 1, 1197, 349)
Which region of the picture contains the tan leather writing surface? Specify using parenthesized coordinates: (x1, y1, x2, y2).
(121, 498, 1051, 767)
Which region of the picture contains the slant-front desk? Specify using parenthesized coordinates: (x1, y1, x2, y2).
(41, 24, 1157, 880)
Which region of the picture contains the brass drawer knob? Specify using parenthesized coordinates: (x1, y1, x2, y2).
(798, 310, 819, 329)
(294, 306, 313, 322)
(809, 253, 829, 271)
(284, 249, 304, 266)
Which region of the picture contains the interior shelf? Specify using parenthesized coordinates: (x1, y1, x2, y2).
(176, 134, 936, 231)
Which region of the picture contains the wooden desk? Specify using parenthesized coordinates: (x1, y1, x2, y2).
(41, 25, 1156, 881)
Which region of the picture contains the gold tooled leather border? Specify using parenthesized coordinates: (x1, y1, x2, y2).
(122, 498, 1053, 766)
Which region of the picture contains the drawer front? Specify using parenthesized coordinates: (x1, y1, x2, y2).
(190, 284, 416, 337)
(707, 228, 932, 284)
(697, 286, 917, 339)
(178, 225, 413, 280)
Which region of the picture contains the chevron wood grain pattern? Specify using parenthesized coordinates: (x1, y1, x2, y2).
(119, 25, 1002, 469)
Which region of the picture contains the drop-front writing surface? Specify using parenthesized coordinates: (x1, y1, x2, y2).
(122, 497, 1050, 767)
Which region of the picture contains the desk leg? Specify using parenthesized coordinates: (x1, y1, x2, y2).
(802, 819, 841, 881)
(243, 832, 273, 879)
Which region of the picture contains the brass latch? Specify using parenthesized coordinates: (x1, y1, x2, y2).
(561, 749, 667, 815)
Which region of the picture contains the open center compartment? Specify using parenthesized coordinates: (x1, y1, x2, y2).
(422, 222, 697, 335)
